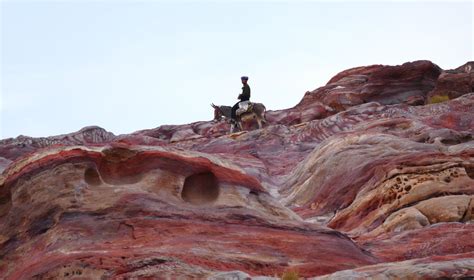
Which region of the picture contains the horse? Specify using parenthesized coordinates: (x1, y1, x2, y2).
(211, 102, 267, 133)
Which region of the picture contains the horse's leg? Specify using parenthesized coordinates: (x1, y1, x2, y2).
(237, 120, 243, 131)
(251, 112, 263, 129)
(256, 116, 262, 128)
(230, 118, 239, 133)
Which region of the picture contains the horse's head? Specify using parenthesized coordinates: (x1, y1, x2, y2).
(211, 103, 223, 121)
(211, 103, 232, 122)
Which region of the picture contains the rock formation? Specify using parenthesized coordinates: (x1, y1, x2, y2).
(0, 60, 473, 279)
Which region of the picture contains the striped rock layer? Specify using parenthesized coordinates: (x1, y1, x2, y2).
(1, 60, 473, 279)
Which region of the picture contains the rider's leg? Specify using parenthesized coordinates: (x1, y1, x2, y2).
(231, 102, 240, 122)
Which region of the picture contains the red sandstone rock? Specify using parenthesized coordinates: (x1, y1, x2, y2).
(0, 126, 115, 162)
(0, 157, 11, 174)
(427, 61, 474, 101)
(313, 252, 474, 279)
(0, 61, 473, 278)
(297, 60, 442, 112)
(0, 145, 376, 279)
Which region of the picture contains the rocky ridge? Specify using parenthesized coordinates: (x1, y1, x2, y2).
(0, 60, 473, 279)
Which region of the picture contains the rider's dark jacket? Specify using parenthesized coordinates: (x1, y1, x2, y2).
(231, 84, 251, 120)
(238, 84, 251, 101)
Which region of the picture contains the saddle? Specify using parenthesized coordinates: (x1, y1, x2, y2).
(236, 101, 253, 116)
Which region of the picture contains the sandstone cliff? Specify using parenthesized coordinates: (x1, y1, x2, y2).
(0, 60, 473, 279)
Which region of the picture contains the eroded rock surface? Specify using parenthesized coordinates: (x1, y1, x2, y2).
(0, 145, 375, 279)
(1, 60, 473, 279)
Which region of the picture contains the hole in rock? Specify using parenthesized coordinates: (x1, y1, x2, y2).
(84, 168, 102, 186)
(464, 166, 474, 180)
(443, 134, 472, 145)
(440, 139, 460, 145)
(181, 172, 219, 205)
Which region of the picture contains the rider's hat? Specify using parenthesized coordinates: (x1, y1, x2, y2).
(241, 76, 249, 81)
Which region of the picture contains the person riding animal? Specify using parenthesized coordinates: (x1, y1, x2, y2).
(231, 76, 251, 124)
(211, 75, 266, 133)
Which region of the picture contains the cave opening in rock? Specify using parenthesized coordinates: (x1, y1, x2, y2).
(84, 168, 102, 186)
(464, 166, 474, 180)
(181, 172, 219, 205)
